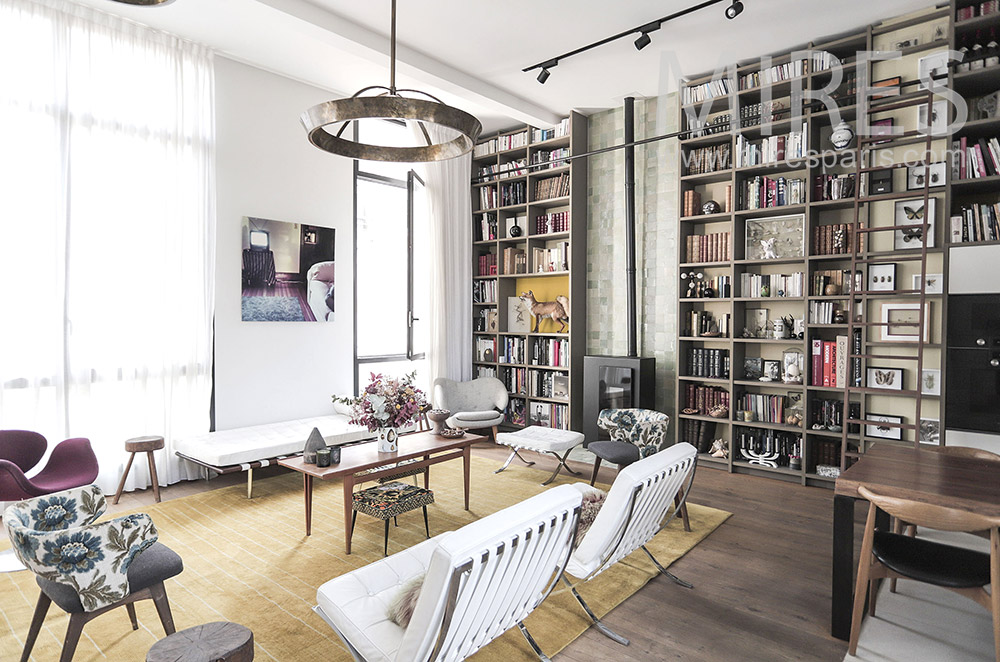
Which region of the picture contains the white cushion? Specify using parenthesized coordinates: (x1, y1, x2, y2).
(173, 414, 373, 467)
(496, 426, 585, 453)
(316, 535, 444, 662)
(452, 410, 498, 422)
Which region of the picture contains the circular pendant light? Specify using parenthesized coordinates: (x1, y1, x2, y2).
(301, 0, 482, 162)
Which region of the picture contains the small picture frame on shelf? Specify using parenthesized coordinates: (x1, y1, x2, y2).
(912, 273, 943, 294)
(920, 368, 941, 396)
(868, 263, 897, 292)
(918, 99, 949, 135)
(746, 308, 770, 339)
(486, 310, 498, 333)
(919, 417, 941, 445)
(917, 51, 950, 89)
(866, 366, 904, 390)
(893, 37, 919, 50)
(893, 198, 936, 250)
(906, 162, 947, 190)
(762, 360, 781, 382)
(744, 214, 805, 261)
(866, 413, 903, 440)
(743, 357, 764, 380)
(507, 296, 531, 333)
(870, 120, 894, 146)
(872, 76, 901, 99)
(880, 302, 931, 342)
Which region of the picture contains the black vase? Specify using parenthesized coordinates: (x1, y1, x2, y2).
(509, 221, 522, 237)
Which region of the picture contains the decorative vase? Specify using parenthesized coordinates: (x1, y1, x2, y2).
(377, 427, 398, 453)
(830, 120, 855, 150)
(303, 427, 326, 464)
(427, 409, 451, 435)
(509, 219, 523, 237)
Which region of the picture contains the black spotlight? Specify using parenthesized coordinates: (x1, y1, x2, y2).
(634, 32, 652, 51)
(537, 68, 551, 84)
(725, 0, 744, 19)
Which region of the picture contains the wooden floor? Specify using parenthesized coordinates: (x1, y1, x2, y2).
(9, 442, 850, 662)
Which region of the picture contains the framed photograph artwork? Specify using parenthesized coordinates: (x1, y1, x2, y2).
(744, 214, 805, 261)
(762, 360, 781, 382)
(867, 366, 904, 390)
(872, 76, 902, 99)
(743, 357, 764, 380)
(893, 198, 936, 250)
(918, 99, 949, 135)
(507, 296, 531, 333)
(920, 418, 941, 445)
(880, 302, 931, 342)
(917, 51, 950, 89)
(912, 273, 943, 294)
(866, 413, 903, 440)
(868, 263, 897, 292)
(870, 119, 895, 146)
(920, 368, 941, 396)
(906, 162, 947, 190)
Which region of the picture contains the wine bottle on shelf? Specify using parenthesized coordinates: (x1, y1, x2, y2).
(971, 30, 985, 71)
(958, 34, 971, 72)
(987, 28, 999, 68)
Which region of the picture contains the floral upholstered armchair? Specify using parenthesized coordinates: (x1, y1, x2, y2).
(596, 408, 671, 460)
(5, 484, 158, 612)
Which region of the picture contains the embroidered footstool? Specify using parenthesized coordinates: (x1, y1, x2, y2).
(495, 426, 585, 485)
(351, 481, 434, 556)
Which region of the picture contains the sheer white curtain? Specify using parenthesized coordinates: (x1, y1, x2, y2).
(0, 0, 216, 493)
(414, 126, 473, 388)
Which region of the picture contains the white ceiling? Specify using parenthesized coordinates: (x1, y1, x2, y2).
(77, 0, 933, 134)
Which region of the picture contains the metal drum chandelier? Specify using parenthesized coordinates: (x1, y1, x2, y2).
(301, 0, 482, 162)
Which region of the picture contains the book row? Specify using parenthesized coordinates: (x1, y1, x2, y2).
(475, 337, 496, 362)
(734, 126, 807, 168)
(499, 337, 526, 364)
(477, 253, 497, 276)
(531, 338, 570, 367)
(683, 384, 730, 416)
(528, 371, 569, 400)
(472, 280, 497, 304)
(740, 272, 804, 298)
(535, 211, 569, 234)
(812, 269, 861, 296)
(501, 248, 527, 275)
(810, 336, 850, 388)
(952, 136, 1000, 179)
(532, 148, 569, 169)
(529, 401, 569, 430)
(951, 204, 1000, 243)
(679, 418, 718, 454)
(534, 242, 569, 273)
(735, 392, 790, 425)
(684, 275, 732, 299)
(685, 232, 731, 263)
(686, 348, 731, 379)
(685, 143, 731, 175)
(685, 311, 732, 338)
(812, 223, 861, 255)
(739, 176, 806, 210)
(501, 366, 526, 394)
(808, 300, 841, 325)
(534, 173, 570, 200)
(813, 174, 855, 201)
(957, 2, 999, 21)
(477, 159, 526, 181)
(532, 118, 570, 143)
(810, 398, 860, 433)
(477, 214, 498, 241)
(738, 59, 806, 90)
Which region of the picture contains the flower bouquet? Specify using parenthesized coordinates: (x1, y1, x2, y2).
(333, 372, 427, 452)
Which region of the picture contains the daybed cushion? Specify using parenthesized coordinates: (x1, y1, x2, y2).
(174, 415, 372, 468)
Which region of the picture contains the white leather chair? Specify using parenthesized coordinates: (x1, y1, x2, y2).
(432, 377, 508, 439)
(314, 484, 582, 662)
(563, 442, 698, 646)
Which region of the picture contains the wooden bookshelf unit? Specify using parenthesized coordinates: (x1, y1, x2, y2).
(470, 112, 587, 431)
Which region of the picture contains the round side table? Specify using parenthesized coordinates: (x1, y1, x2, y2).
(113, 435, 165, 504)
(146, 622, 253, 662)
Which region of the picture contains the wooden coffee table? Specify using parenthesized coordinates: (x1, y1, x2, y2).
(279, 430, 483, 553)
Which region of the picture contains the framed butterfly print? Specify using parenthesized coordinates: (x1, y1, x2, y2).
(866, 366, 903, 390)
(893, 198, 936, 250)
(866, 413, 903, 440)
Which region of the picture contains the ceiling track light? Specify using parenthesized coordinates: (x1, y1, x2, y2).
(536, 60, 558, 84)
(633, 21, 661, 51)
(725, 0, 744, 19)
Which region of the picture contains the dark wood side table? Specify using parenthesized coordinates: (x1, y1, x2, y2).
(831, 444, 1000, 640)
(113, 435, 165, 504)
(147, 621, 253, 662)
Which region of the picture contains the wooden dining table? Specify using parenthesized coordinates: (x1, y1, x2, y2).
(831, 443, 1000, 640)
(278, 430, 483, 554)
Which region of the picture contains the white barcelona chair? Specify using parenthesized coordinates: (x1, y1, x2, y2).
(314, 484, 583, 662)
(563, 442, 698, 646)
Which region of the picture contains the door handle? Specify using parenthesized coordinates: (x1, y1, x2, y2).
(991, 359, 999, 368)
(977, 338, 987, 346)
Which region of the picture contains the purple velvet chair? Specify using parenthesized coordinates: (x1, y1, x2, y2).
(0, 432, 99, 501)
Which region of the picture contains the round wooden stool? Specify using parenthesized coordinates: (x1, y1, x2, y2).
(113, 435, 165, 505)
(147, 622, 253, 662)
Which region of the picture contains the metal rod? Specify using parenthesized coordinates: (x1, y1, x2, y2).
(624, 96, 638, 358)
(522, 0, 726, 72)
(389, 0, 397, 95)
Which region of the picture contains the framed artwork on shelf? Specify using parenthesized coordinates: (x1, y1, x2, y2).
(744, 214, 805, 261)
(866, 366, 904, 390)
(486, 310, 498, 333)
(507, 296, 531, 333)
(893, 198, 936, 250)
(746, 308, 770, 339)
(917, 51, 949, 89)
(918, 99, 948, 135)
(762, 360, 781, 382)
(872, 76, 901, 99)
(868, 263, 897, 292)
(880, 302, 931, 342)
(866, 413, 903, 440)
(743, 357, 764, 380)
(906, 162, 946, 190)
(920, 368, 941, 396)
(919, 417, 941, 445)
(912, 273, 943, 294)
(870, 120, 894, 146)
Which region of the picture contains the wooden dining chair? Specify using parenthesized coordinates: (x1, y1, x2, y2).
(849, 484, 1000, 660)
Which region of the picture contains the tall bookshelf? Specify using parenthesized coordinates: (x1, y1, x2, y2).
(674, 2, 1000, 487)
(470, 112, 587, 431)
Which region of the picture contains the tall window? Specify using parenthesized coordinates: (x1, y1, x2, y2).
(354, 121, 430, 394)
(0, 0, 215, 490)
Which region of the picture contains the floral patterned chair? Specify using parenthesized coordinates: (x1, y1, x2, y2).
(5, 484, 183, 662)
(589, 408, 689, 531)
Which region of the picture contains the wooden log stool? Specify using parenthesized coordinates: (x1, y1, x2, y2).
(113, 435, 165, 505)
(147, 621, 253, 662)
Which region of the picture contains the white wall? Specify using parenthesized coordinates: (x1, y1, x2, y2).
(215, 56, 354, 429)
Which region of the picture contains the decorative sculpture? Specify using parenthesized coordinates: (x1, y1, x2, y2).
(519, 291, 569, 333)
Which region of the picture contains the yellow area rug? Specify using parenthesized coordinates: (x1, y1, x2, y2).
(0, 455, 730, 661)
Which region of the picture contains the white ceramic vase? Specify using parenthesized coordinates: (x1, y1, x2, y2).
(377, 427, 398, 453)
